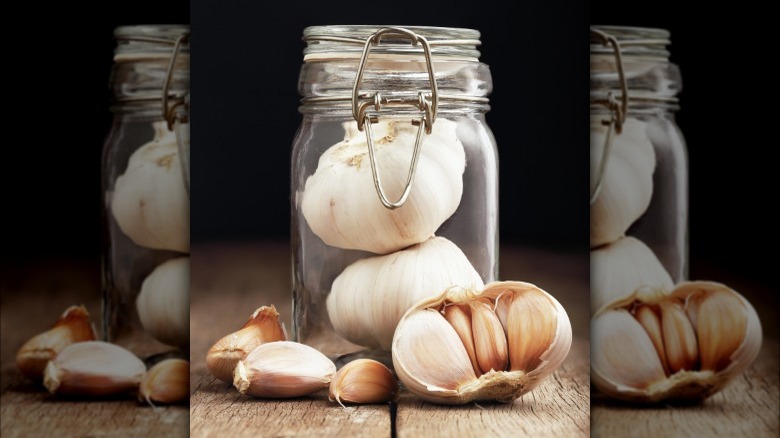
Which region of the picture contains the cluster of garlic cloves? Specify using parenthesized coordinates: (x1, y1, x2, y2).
(591, 281, 762, 402)
(392, 281, 572, 404)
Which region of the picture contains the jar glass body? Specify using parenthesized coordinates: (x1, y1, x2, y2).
(590, 26, 687, 312)
(291, 26, 498, 361)
(101, 25, 190, 357)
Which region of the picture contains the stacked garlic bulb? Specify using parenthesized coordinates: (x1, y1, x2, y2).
(110, 121, 190, 348)
(590, 117, 668, 311)
(302, 118, 481, 349)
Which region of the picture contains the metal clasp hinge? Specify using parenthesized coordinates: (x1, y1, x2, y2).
(161, 32, 190, 196)
(351, 27, 439, 210)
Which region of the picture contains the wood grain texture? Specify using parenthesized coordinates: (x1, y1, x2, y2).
(0, 259, 188, 438)
(189, 241, 591, 438)
(592, 339, 779, 438)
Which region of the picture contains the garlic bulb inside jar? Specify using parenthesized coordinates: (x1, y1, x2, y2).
(136, 257, 189, 348)
(590, 117, 656, 248)
(301, 118, 465, 255)
(591, 236, 673, 314)
(326, 236, 483, 350)
(591, 281, 761, 402)
(392, 281, 572, 404)
(111, 121, 189, 253)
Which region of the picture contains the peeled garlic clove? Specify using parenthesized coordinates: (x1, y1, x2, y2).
(301, 118, 466, 254)
(206, 305, 287, 383)
(139, 358, 189, 405)
(328, 359, 397, 405)
(110, 121, 189, 253)
(136, 257, 189, 348)
(591, 236, 673, 314)
(43, 341, 146, 397)
(590, 117, 656, 248)
(591, 281, 762, 402)
(327, 236, 484, 350)
(233, 341, 336, 398)
(392, 281, 571, 404)
(16, 305, 97, 379)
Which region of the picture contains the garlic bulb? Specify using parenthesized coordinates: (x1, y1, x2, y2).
(301, 118, 466, 254)
(590, 117, 656, 248)
(136, 257, 189, 348)
(592, 281, 762, 402)
(234, 341, 336, 398)
(111, 121, 189, 253)
(327, 236, 484, 350)
(206, 305, 287, 383)
(591, 236, 673, 314)
(16, 305, 96, 379)
(392, 281, 572, 404)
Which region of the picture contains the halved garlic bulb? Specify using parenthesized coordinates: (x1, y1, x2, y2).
(111, 121, 189, 253)
(591, 236, 673, 314)
(301, 118, 466, 254)
(136, 257, 189, 348)
(392, 281, 572, 404)
(590, 117, 656, 248)
(591, 281, 762, 402)
(326, 236, 484, 350)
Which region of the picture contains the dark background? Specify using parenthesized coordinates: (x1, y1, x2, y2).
(190, 0, 590, 250)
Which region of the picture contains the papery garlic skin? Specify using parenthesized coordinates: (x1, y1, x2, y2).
(392, 281, 572, 404)
(16, 305, 97, 379)
(111, 121, 189, 253)
(206, 305, 287, 383)
(591, 236, 673, 314)
(590, 117, 656, 248)
(234, 341, 336, 398)
(43, 341, 146, 397)
(301, 118, 466, 254)
(136, 257, 189, 348)
(591, 281, 762, 402)
(327, 236, 484, 350)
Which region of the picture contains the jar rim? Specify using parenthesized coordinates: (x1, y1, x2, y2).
(591, 25, 670, 59)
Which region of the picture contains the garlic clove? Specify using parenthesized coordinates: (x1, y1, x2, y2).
(139, 358, 189, 405)
(233, 341, 336, 398)
(136, 257, 189, 348)
(634, 305, 669, 374)
(497, 287, 557, 374)
(442, 304, 480, 374)
(16, 305, 97, 379)
(591, 309, 667, 391)
(43, 341, 146, 397)
(469, 301, 508, 374)
(206, 305, 287, 383)
(591, 236, 674, 314)
(393, 309, 477, 403)
(301, 118, 466, 255)
(110, 122, 189, 253)
(328, 359, 397, 405)
(590, 117, 656, 248)
(327, 236, 484, 350)
(393, 281, 571, 404)
(659, 301, 698, 373)
(591, 281, 762, 402)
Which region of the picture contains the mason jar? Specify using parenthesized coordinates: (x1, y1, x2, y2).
(102, 25, 190, 357)
(590, 26, 687, 312)
(291, 26, 498, 362)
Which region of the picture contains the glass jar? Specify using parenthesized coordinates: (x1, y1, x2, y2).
(291, 26, 498, 363)
(102, 25, 190, 358)
(590, 26, 687, 312)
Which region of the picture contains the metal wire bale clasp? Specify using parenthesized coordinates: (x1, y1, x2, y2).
(161, 32, 191, 196)
(351, 27, 439, 210)
(590, 28, 628, 205)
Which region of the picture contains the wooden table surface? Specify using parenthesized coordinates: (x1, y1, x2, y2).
(189, 242, 591, 438)
(3, 242, 777, 437)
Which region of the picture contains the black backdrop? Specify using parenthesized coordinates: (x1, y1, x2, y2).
(189, 0, 590, 249)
